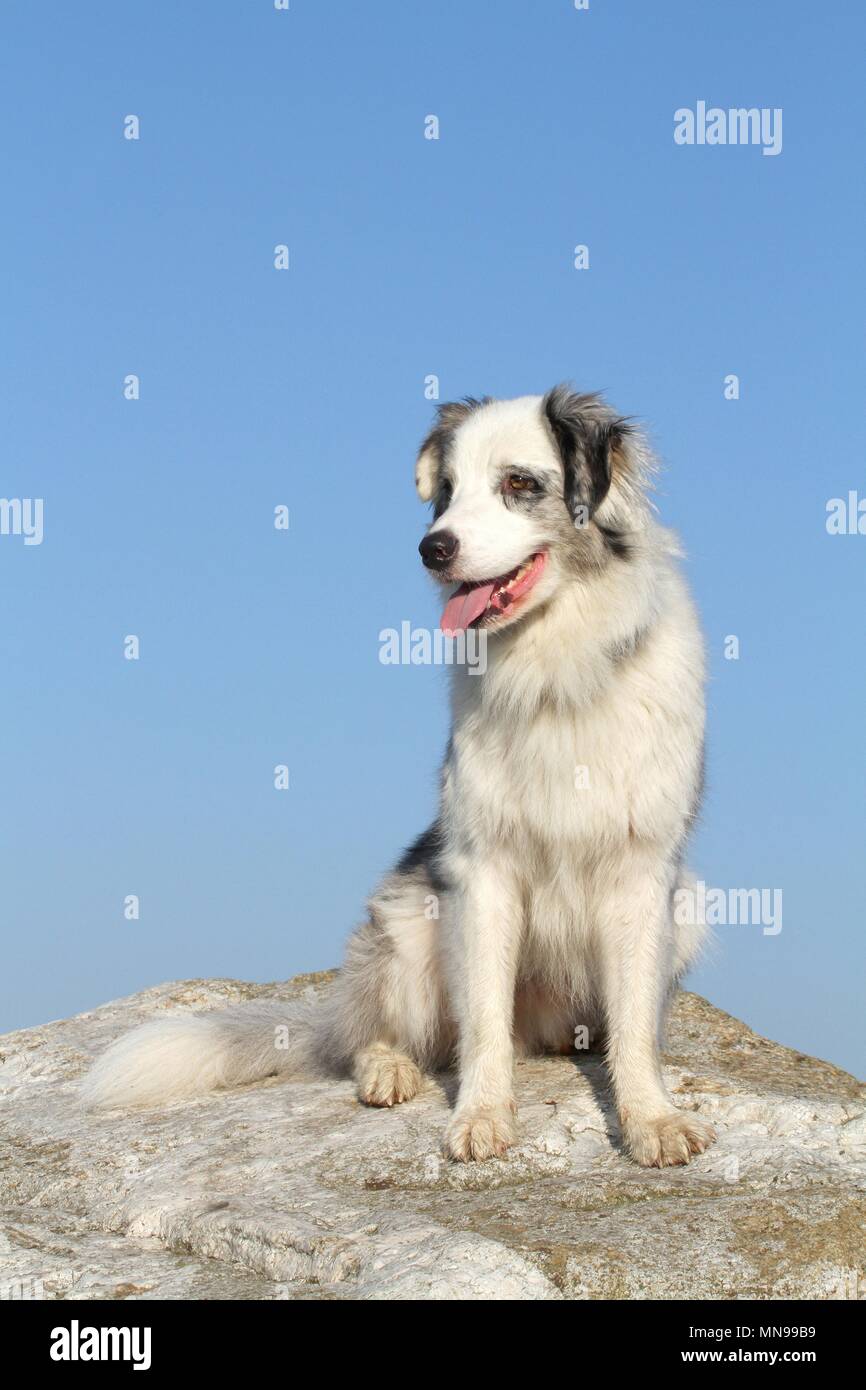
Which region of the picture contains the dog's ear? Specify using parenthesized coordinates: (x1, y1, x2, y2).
(414, 435, 440, 502)
(543, 385, 630, 523)
(415, 398, 490, 501)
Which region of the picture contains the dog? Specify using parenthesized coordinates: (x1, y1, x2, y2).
(84, 387, 716, 1168)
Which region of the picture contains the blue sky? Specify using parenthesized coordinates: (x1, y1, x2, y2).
(1, 1, 863, 1074)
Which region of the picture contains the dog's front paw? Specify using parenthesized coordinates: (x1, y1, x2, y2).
(623, 1110, 716, 1168)
(444, 1102, 517, 1162)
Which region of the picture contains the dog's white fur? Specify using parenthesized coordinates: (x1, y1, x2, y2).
(84, 391, 715, 1168)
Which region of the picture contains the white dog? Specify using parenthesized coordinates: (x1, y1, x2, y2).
(85, 388, 715, 1168)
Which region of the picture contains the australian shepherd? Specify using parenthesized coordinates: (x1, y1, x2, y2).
(85, 387, 715, 1169)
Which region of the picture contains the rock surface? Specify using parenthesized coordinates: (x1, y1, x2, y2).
(1, 974, 864, 1301)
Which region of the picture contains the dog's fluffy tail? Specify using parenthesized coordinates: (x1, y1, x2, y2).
(82, 997, 323, 1111)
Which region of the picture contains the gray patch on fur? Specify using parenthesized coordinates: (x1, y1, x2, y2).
(607, 624, 650, 664)
(396, 821, 449, 894)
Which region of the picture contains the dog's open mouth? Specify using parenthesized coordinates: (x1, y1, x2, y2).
(440, 551, 548, 635)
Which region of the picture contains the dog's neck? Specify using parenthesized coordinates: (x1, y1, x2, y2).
(450, 526, 675, 722)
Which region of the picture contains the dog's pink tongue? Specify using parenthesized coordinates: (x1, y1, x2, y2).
(441, 581, 497, 635)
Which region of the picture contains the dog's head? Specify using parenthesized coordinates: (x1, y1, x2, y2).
(415, 388, 648, 635)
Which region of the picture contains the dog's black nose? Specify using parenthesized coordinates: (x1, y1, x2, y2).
(419, 530, 459, 571)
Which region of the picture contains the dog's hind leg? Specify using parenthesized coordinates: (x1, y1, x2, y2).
(317, 857, 452, 1109)
(354, 1042, 423, 1108)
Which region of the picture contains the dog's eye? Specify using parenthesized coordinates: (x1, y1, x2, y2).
(504, 473, 538, 494)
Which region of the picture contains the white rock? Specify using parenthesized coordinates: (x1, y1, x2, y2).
(0, 974, 863, 1301)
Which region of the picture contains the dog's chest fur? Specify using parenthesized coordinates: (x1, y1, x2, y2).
(443, 573, 704, 865)
(428, 557, 705, 996)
